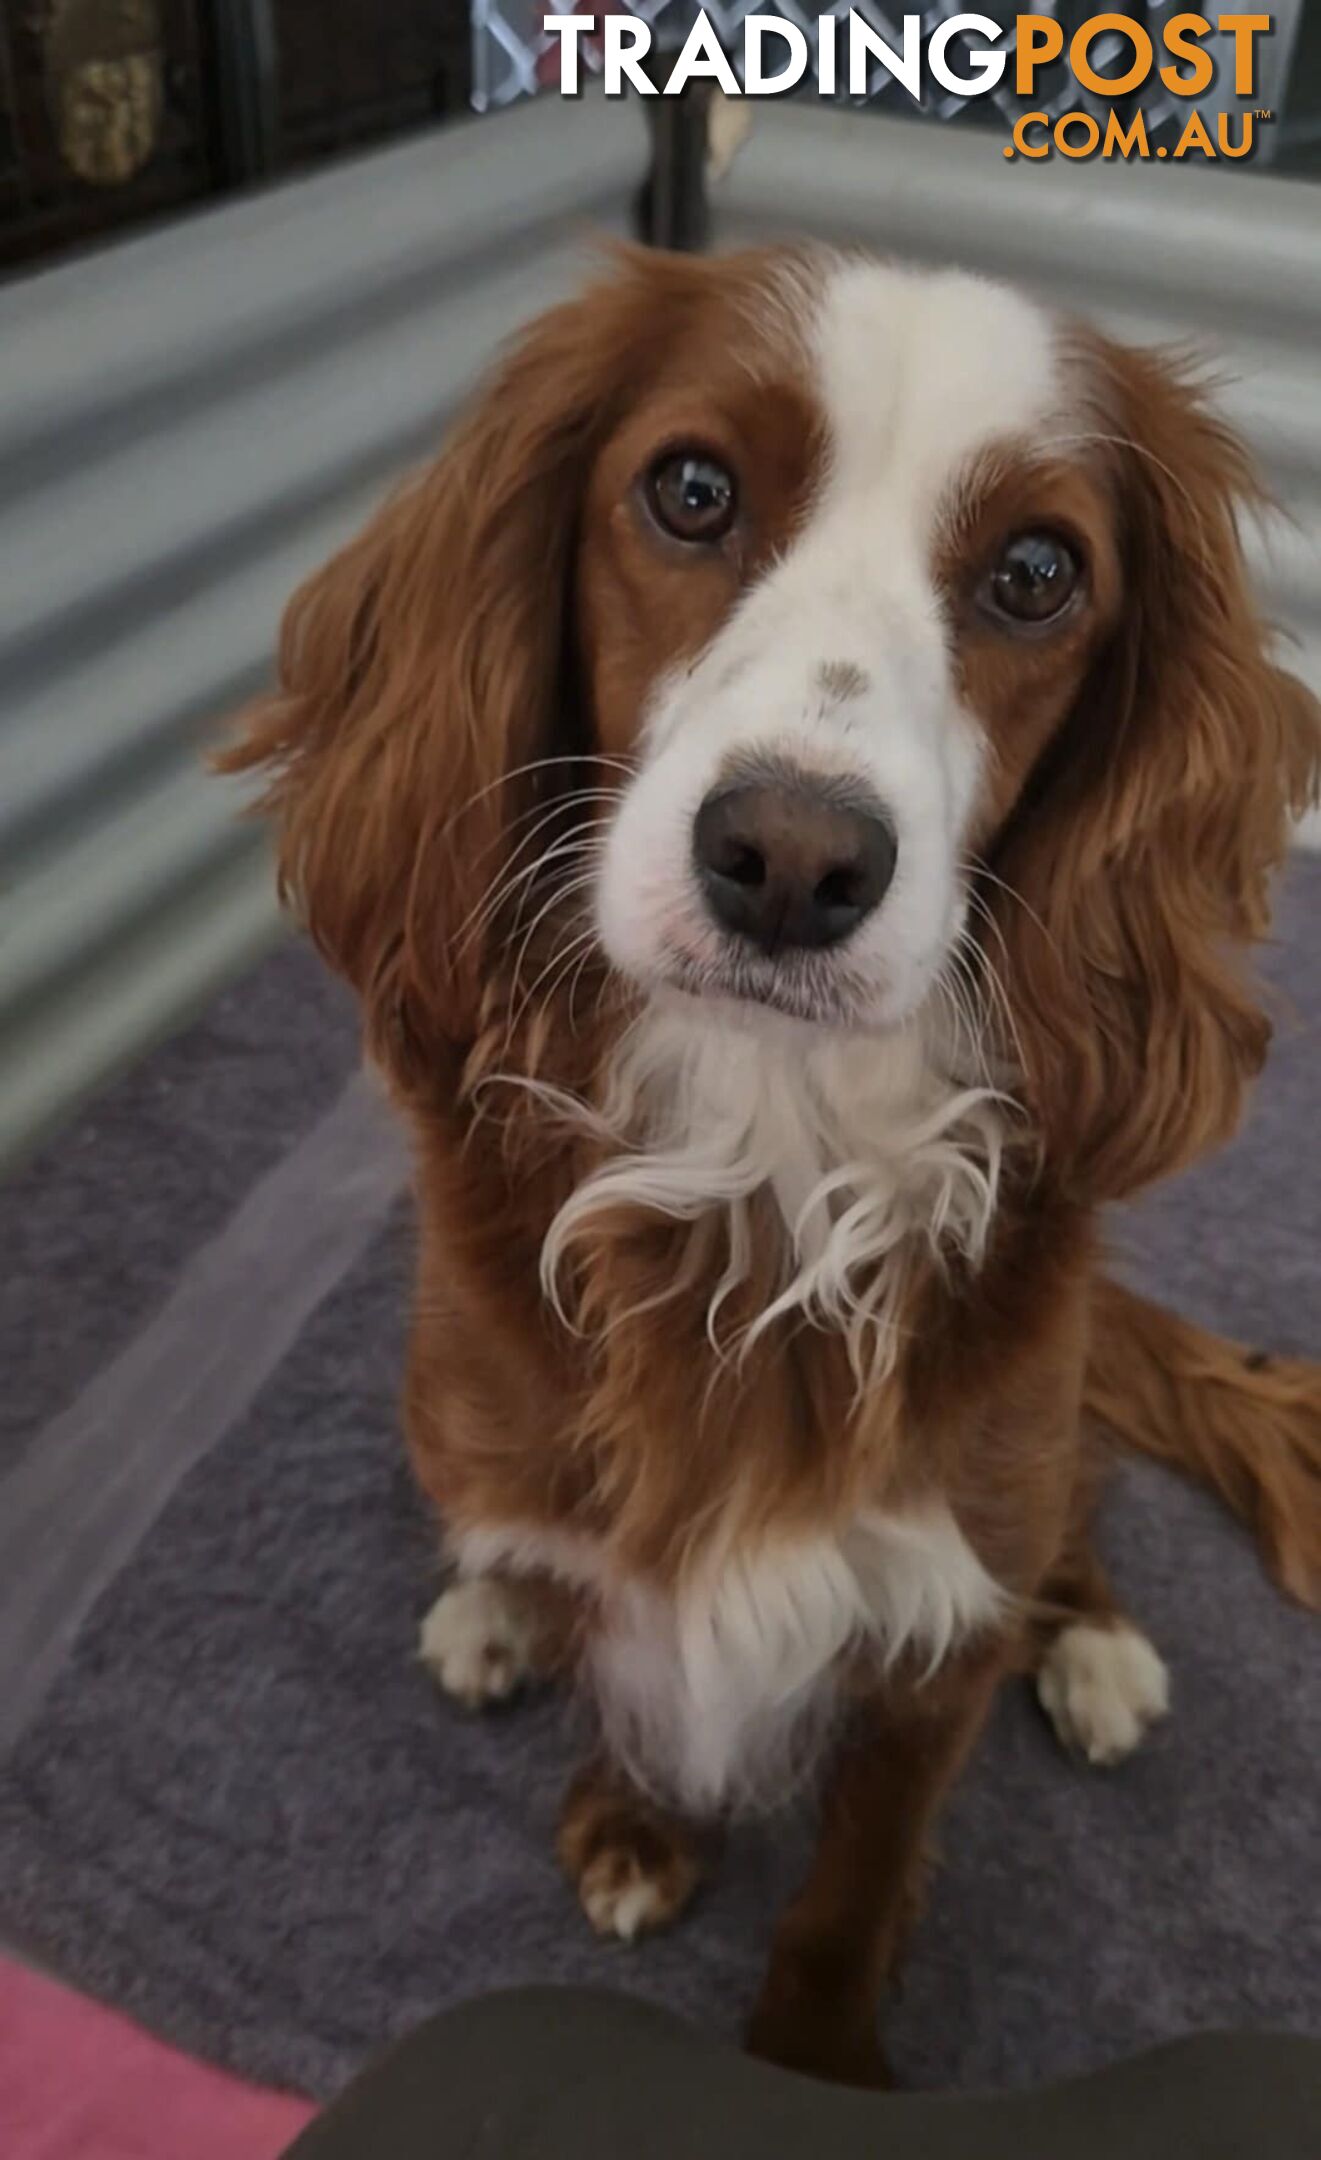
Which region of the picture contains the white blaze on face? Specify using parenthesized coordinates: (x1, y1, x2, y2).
(596, 257, 1064, 1031)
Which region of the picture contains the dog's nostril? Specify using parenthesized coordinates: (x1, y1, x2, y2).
(813, 865, 862, 912)
(720, 841, 766, 889)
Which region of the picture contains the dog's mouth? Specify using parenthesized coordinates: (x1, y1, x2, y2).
(662, 947, 870, 1030)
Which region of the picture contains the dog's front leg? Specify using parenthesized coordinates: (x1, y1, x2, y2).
(746, 1641, 1008, 2088)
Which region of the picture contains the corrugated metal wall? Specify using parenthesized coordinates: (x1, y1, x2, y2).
(2, 91, 1318, 1167)
(0, 92, 638, 1165)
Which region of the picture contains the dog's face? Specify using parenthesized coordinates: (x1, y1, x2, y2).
(578, 258, 1122, 1031)
(226, 244, 1317, 1202)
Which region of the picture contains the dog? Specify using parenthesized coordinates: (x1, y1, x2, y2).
(223, 243, 1321, 2087)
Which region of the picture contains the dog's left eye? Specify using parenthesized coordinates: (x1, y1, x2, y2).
(646, 450, 737, 544)
(982, 530, 1083, 627)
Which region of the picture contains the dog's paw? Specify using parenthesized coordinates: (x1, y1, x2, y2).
(1037, 1620, 1170, 1767)
(578, 1847, 693, 1943)
(558, 1769, 701, 1944)
(418, 1578, 540, 1709)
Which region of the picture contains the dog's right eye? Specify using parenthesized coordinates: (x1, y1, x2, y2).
(645, 449, 738, 545)
(981, 529, 1084, 629)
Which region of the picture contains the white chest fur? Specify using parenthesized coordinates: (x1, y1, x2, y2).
(539, 1002, 1006, 1392)
(454, 1504, 1005, 1815)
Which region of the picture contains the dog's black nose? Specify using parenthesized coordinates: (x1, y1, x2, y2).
(693, 779, 898, 955)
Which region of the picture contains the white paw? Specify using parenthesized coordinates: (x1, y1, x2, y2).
(580, 1861, 674, 1944)
(1038, 1620, 1170, 1767)
(418, 1578, 539, 1708)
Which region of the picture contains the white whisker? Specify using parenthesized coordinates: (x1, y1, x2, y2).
(460, 828, 602, 961)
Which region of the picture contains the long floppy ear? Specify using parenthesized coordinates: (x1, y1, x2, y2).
(218, 258, 659, 1087)
(991, 336, 1320, 1203)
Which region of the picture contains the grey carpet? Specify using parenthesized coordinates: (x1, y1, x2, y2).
(1, 940, 360, 1480)
(0, 862, 1317, 2102)
(0, 1071, 406, 1754)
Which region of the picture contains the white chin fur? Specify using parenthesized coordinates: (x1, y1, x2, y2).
(540, 996, 1005, 1390)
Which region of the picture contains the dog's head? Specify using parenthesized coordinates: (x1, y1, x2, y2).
(225, 244, 1318, 1203)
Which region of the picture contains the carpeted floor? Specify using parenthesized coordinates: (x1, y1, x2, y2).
(0, 861, 1318, 2102)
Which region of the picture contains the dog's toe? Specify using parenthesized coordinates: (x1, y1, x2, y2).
(418, 1578, 540, 1708)
(579, 1850, 687, 1942)
(1037, 1620, 1169, 1766)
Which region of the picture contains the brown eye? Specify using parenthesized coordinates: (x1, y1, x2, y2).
(646, 449, 737, 544)
(983, 530, 1083, 627)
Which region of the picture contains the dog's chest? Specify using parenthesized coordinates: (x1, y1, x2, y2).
(456, 1504, 1003, 1814)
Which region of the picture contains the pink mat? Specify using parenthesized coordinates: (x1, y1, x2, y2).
(0, 1958, 315, 2160)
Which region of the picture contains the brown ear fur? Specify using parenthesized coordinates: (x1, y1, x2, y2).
(217, 253, 673, 1088)
(992, 335, 1320, 1202)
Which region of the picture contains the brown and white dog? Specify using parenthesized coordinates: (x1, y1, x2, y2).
(225, 244, 1321, 2086)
